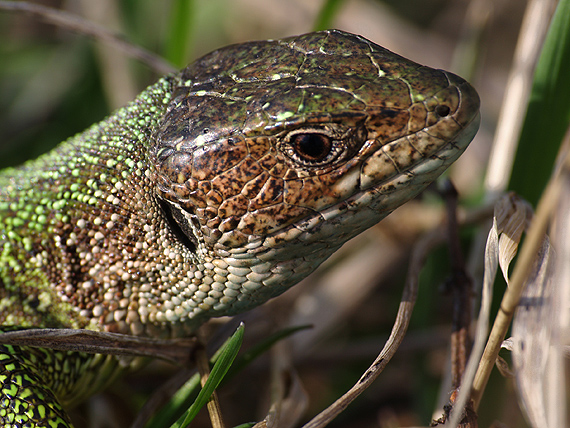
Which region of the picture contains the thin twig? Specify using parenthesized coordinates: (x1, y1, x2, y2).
(442, 181, 473, 390)
(0, 0, 176, 75)
(0, 328, 196, 364)
(430, 182, 477, 428)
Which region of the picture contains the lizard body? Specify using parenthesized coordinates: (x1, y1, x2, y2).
(0, 30, 480, 427)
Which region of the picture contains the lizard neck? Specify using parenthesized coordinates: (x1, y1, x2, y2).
(0, 76, 190, 334)
(1, 74, 311, 338)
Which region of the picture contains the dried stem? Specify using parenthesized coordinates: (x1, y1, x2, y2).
(431, 181, 477, 427)
(195, 340, 226, 428)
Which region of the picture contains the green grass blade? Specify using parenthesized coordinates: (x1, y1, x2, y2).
(225, 324, 311, 380)
(146, 324, 306, 428)
(164, 0, 194, 68)
(145, 325, 244, 428)
(508, 0, 570, 205)
(143, 372, 201, 428)
(313, 0, 346, 31)
(170, 324, 244, 428)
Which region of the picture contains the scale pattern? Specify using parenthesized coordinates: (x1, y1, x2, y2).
(0, 30, 480, 427)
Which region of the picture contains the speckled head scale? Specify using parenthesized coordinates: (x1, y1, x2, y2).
(153, 30, 480, 256)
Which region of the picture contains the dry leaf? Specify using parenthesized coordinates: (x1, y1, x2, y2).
(509, 169, 569, 428)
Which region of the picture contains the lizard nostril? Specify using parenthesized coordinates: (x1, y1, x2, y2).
(435, 104, 451, 117)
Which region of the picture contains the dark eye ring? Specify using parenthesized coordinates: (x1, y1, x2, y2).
(290, 133, 333, 163)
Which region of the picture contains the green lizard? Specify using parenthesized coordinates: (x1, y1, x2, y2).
(0, 30, 480, 427)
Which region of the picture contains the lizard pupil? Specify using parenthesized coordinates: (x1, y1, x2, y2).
(292, 133, 332, 162)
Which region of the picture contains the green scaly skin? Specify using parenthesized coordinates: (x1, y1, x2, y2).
(0, 30, 480, 427)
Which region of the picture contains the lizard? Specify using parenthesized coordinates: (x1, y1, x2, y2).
(0, 29, 480, 427)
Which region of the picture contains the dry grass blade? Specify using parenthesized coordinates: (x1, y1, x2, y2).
(509, 134, 570, 428)
(195, 344, 226, 428)
(0, 0, 175, 75)
(472, 154, 566, 410)
(442, 219, 496, 428)
(495, 195, 534, 282)
(483, 0, 555, 195)
(510, 238, 555, 428)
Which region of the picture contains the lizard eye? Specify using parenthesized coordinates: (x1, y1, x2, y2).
(291, 133, 333, 162)
(282, 129, 345, 167)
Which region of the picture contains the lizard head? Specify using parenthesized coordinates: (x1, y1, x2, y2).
(151, 29, 480, 320)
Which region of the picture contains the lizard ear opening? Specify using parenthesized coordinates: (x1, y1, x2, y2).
(157, 198, 199, 254)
